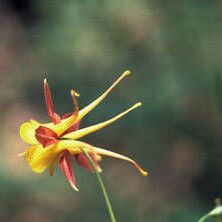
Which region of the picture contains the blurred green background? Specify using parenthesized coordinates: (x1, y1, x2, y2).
(0, 0, 222, 221)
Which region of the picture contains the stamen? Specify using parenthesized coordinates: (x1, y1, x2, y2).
(63, 102, 142, 140)
(70, 89, 80, 116)
(77, 70, 131, 120)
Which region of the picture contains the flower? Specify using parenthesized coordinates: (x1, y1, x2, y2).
(19, 70, 148, 190)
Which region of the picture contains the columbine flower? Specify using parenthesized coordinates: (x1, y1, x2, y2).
(19, 70, 148, 190)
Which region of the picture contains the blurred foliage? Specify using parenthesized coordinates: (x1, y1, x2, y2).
(0, 0, 222, 221)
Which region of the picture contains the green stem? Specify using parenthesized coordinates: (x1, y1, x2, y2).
(80, 148, 117, 222)
(198, 214, 209, 222)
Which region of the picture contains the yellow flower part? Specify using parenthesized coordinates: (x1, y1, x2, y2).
(19, 70, 148, 190)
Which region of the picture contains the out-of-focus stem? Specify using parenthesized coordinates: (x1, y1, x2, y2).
(198, 214, 209, 222)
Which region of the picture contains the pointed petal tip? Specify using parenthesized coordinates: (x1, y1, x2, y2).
(71, 184, 79, 191)
(44, 78, 47, 84)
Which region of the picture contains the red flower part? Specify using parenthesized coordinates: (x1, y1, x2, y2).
(63, 121, 81, 135)
(35, 126, 58, 147)
(75, 153, 101, 173)
(61, 113, 73, 119)
(59, 150, 78, 191)
(44, 79, 61, 124)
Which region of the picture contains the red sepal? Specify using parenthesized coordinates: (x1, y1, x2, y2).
(44, 79, 61, 124)
(61, 113, 73, 119)
(59, 150, 78, 191)
(35, 126, 58, 147)
(75, 153, 101, 173)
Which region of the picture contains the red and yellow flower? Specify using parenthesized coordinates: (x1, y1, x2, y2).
(19, 70, 147, 190)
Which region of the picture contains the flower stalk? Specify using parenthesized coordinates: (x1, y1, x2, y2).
(81, 147, 116, 222)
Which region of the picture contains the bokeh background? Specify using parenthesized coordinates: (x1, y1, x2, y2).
(0, 1, 222, 221)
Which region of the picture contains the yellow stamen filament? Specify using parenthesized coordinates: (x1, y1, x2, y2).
(77, 70, 131, 120)
(64, 102, 142, 140)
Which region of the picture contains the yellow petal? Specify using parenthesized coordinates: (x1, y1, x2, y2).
(19, 118, 75, 145)
(23, 144, 59, 173)
(20, 120, 40, 144)
(63, 102, 142, 140)
(22, 140, 86, 173)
